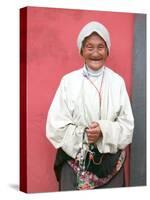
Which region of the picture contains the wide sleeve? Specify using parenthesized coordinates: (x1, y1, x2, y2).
(46, 77, 86, 158)
(96, 80, 134, 153)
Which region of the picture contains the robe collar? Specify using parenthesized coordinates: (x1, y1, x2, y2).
(82, 64, 105, 77)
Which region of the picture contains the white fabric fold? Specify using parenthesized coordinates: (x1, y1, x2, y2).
(46, 66, 134, 158)
(77, 21, 111, 53)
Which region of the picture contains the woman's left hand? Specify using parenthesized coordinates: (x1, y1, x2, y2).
(86, 121, 102, 144)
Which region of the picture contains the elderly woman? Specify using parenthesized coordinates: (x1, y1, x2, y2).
(46, 21, 134, 191)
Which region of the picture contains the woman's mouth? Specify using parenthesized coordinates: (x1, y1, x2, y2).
(90, 58, 103, 61)
(90, 59, 102, 62)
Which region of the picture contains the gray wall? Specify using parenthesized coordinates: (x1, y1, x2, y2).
(130, 14, 146, 186)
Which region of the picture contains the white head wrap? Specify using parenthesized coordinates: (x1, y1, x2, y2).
(77, 21, 111, 53)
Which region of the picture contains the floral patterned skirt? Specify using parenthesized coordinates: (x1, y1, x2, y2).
(68, 150, 126, 190)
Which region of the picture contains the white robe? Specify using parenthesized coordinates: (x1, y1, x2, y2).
(46, 66, 134, 158)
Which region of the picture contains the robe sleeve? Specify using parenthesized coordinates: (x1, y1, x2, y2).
(46, 77, 86, 158)
(96, 80, 134, 153)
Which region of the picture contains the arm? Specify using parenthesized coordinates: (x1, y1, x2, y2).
(96, 80, 134, 153)
(46, 78, 86, 158)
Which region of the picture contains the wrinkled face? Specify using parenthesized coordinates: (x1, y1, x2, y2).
(81, 32, 108, 71)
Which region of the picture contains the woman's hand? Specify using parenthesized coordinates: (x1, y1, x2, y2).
(86, 122, 102, 144)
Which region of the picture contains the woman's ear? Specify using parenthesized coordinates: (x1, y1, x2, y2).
(107, 48, 109, 56)
(80, 48, 83, 56)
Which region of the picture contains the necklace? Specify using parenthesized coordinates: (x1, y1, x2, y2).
(83, 66, 105, 108)
(75, 67, 105, 189)
(83, 67, 105, 164)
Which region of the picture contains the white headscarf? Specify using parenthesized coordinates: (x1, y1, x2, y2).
(77, 21, 111, 53)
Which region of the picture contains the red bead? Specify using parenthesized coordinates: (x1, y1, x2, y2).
(89, 153, 93, 160)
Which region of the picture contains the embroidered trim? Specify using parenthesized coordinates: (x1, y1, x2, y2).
(68, 150, 126, 190)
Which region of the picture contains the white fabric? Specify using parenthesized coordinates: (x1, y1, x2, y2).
(46, 66, 134, 158)
(77, 21, 111, 53)
(85, 65, 104, 77)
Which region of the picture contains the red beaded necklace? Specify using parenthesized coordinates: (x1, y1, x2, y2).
(84, 66, 105, 109)
(83, 66, 105, 165)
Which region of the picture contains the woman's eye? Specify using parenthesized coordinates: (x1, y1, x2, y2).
(87, 46, 93, 50)
(98, 45, 105, 49)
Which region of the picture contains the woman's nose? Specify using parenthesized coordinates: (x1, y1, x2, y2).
(92, 48, 100, 57)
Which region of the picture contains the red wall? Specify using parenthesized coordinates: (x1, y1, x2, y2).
(25, 7, 134, 192)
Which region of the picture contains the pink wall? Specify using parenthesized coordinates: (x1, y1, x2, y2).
(25, 7, 134, 192)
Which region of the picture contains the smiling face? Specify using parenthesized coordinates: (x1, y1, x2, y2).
(81, 32, 108, 71)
